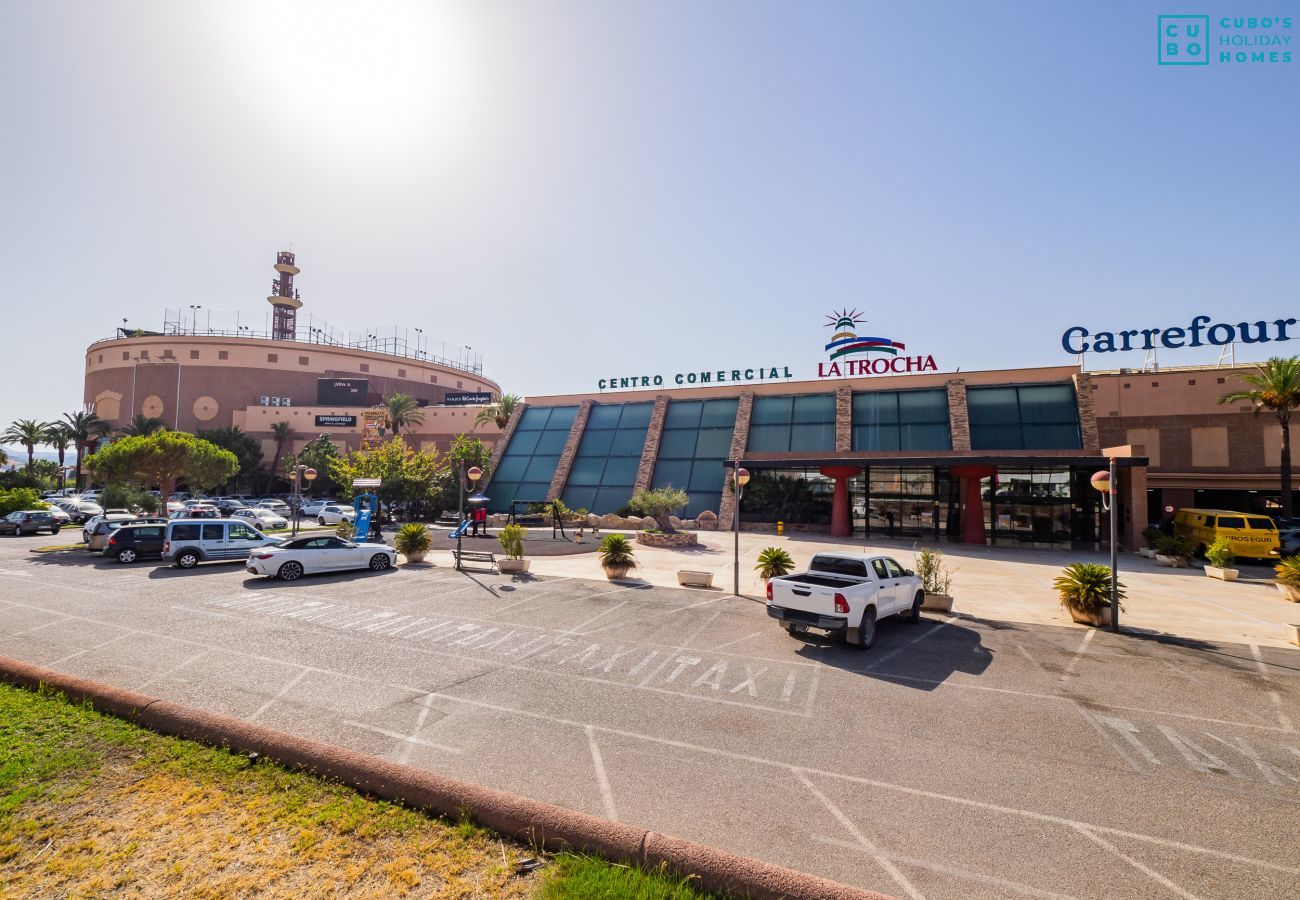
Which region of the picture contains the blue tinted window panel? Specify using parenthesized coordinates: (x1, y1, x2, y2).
(651, 460, 693, 489)
(1022, 424, 1082, 449)
(593, 487, 634, 514)
(899, 423, 952, 451)
(898, 390, 949, 423)
(747, 424, 791, 452)
(792, 394, 836, 424)
(689, 460, 725, 492)
(853, 426, 901, 452)
(967, 388, 1021, 425)
(685, 492, 722, 517)
(523, 455, 560, 482)
(790, 423, 836, 451)
(853, 393, 899, 426)
(588, 405, 623, 428)
(546, 407, 578, 431)
(970, 424, 1024, 450)
(694, 428, 734, 458)
(1018, 385, 1079, 424)
(493, 456, 529, 482)
(505, 429, 541, 456)
(600, 457, 640, 486)
(516, 482, 552, 503)
(577, 428, 614, 456)
(618, 403, 654, 429)
(658, 429, 697, 458)
(699, 399, 739, 428)
(567, 457, 605, 486)
(534, 430, 570, 454)
(516, 407, 551, 430)
(751, 396, 793, 425)
(486, 482, 518, 512)
(561, 486, 598, 510)
(665, 401, 702, 429)
(610, 428, 648, 456)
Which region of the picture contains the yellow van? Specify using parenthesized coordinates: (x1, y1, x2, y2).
(1171, 509, 1280, 560)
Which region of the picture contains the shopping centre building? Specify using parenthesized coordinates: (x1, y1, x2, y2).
(81, 258, 1296, 550)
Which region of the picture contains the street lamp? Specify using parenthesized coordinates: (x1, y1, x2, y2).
(288, 465, 317, 537)
(188, 304, 202, 335)
(1090, 461, 1119, 633)
(456, 464, 482, 569)
(732, 463, 750, 596)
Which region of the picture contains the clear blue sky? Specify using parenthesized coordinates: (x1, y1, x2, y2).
(1, 1, 1296, 445)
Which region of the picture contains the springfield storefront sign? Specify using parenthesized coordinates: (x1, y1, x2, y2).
(599, 367, 792, 390)
(817, 309, 937, 378)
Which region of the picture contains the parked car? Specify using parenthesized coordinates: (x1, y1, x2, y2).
(255, 499, 293, 516)
(104, 523, 168, 563)
(163, 519, 280, 569)
(80, 489, 104, 500)
(766, 552, 924, 649)
(0, 510, 63, 536)
(165, 500, 185, 516)
(1172, 508, 1281, 560)
(86, 517, 167, 551)
(61, 500, 104, 524)
(170, 504, 220, 519)
(1279, 527, 1300, 557)
(231, 508, 289, 530)
(246, 535, 396, 581)
(82, 512, 139, 544)
(213, 498, 247, 516)
(299, 498, 340, 518)
(315, 504, 356, 526)
(44, 505, 71, 526)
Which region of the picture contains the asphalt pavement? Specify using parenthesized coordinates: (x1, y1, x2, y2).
(1, 534, 1297, 899)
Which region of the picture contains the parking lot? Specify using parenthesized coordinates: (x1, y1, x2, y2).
(1, 534, 1297, 899)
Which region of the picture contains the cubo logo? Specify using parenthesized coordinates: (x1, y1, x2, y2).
(817, 309, 936, 378)
(1159, 15, 1210, 64)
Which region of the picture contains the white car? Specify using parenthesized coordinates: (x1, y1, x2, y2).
(165, 500, 186, 516)
(232, 507, 289, 530)
(246, 535, 396, 581)
(256, 499, 293, 516)
(314, 504, 356, 526)
(300, 499, 338, 517)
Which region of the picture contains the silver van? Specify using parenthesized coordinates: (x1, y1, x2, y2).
(163, 518, 280, 569)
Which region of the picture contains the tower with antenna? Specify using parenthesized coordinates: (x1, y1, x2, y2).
(268, 250, 303, 341)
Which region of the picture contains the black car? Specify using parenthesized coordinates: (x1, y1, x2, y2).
(214, 499, 246, 516)
(0, 510, 62, 536)
(104, 523, 167, 563)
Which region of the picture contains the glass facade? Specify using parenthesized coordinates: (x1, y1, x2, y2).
(651, 398, 738, 517)
(856, 466, 953, 538)
(968, 384, 1081, 450)
(561, 402, 653, 514)
(486, 405, 578, 512)
(986, 467, 1095, 546)
(747, 394, 836, 452)
(851, 389, 950, 451)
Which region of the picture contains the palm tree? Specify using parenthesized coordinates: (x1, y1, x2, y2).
(1220, 356, 1300, 519)
(474, 393, 521, 430)
(47, 423, 71, 487)
(1, 419, 53, 471)
(380, 393, 424, 439)
(0, 447, 8, 467)
(61, 410, 110, 492)
(269, 421, 295, 487)
(119, 414, 167, 437)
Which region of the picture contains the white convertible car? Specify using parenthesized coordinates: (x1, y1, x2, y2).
(246, 535, 397, 581)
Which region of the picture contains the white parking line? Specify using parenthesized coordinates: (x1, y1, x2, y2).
(863, 614, 960, 672)
(1060, 629, 1096, 682)
(342, 719, 460, 754)
(1071, 825, 1202, 900)
(586, 726, 619, 821)
(1249, 643, 1295, 733)
(246, 668, 310, 722)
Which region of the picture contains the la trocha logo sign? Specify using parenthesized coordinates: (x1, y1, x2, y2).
(817, 309, 937, 378)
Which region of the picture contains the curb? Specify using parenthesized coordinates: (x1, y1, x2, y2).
(0, 656, 892, 900)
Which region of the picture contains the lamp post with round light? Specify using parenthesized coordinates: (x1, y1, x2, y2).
(1091, 460, 1120, 633)
(732, 464, 750, 596)
(288, 465, 317, 537)
(456, 464, 482, 569)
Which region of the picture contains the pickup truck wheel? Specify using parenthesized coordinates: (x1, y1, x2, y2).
(907, 591, 923, 624)
(855, 607, 877, 650)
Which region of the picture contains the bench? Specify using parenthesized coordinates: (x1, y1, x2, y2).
(453, 549, 498, 572)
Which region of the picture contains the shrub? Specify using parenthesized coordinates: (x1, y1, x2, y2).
(1156, 535, 1195, 561)
(1204, 538, 1236, 569)
(754, 547, 795, 582)
(628, 485, 689, 533)
(597, 533, 638, 574)
(1274, 556, 1300, 587)
(394, 523, 432, 555)
(335, 518, 355, 539)
(1053, 562, 1125, 615)
(914, 547, 952, 595)
(498, 523, 526, 559)
(0, 488, 47, 517)
(100, 483, 159, 514)
(1141, 525, 1165, 548)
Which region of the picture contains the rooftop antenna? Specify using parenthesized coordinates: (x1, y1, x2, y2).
(268, 250, 303, 341)
(1142, 347, 1159, 373)
(1216, 342, 1236, 368)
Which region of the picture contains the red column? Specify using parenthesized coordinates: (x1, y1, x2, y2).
(950, 465, 996, 545)
(820, 466, 860, 538)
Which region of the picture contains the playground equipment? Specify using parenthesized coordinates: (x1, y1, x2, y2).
(447, 518, 471, 539)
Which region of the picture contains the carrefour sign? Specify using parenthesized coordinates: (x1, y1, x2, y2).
(1062, 315, 1299, 354)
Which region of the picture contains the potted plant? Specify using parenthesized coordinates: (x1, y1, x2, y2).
(498, 523, 529, 573)
(1054, 562, 1125, 627)
(1140, 526, 1164, 559)
(754, 547, 795, 583)
(1203, 538, 1239, 581)
(1274, 556, 1300, 601)
(1155, 535, 1194, 568)
(914, 547, 954, 612)
(598, 533, 639, 580)
(393, 522, 432, 564)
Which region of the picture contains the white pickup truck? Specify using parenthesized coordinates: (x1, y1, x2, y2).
(766, 552, 924, 649)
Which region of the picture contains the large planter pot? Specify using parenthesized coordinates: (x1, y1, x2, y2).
(1276, 583, 1300, 602)
(1155, 554, 1188, 568)
(922, 592, 953, 612)
(499, 558, 530, 574)
(677, 569, 713, 588)
(1138, 548, 1156, 559)
(1066, 604, 1112, 627)
(603, 563, 635, 580)
(1203, 565, 1239, 581)
(401, 548, 429, 564)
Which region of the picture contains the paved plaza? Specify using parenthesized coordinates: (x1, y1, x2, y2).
(1, 532, 1297, 898)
